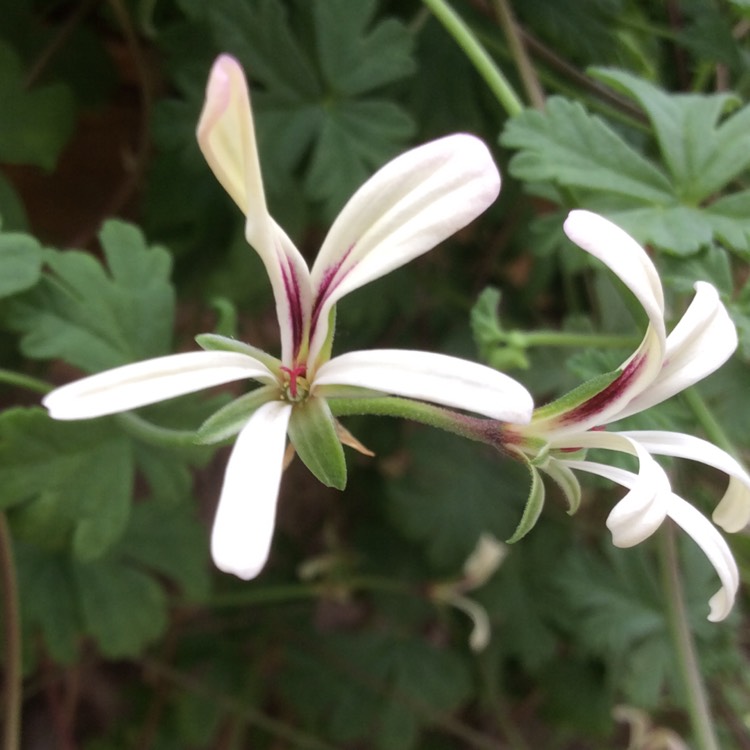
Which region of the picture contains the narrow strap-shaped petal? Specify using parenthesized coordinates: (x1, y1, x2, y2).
(210, 400, 292, 579)
(314, 349, 533, 422)
(619, 430, 750, 532)
(563, 210, 665, 335)
(666, 494, 739, 621)
(197, 55, 311, 364)
(615, 283, 737, 420)
(43, 351, 276, 420)
(306, 135, 500, 364)
(560, 432, 671, 547)
(570, 456, 738, 621)
(197, 54, 263, 218)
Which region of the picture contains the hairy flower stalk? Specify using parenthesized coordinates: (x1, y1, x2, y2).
(502, 210, 749, 621)
(43, 55, 533, 580)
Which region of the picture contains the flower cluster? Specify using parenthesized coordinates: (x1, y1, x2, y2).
(42, 55, 748, 622)
(43, 55, 533, 581)
(502, 210, 749, 621)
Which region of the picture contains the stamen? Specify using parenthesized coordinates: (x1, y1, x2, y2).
(280, 364, 307, 399)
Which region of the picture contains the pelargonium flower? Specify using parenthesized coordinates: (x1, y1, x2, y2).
(503, 210, 749, 621)
(43, 55, 533, 580)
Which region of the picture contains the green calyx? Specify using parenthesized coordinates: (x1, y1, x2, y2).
(288, 395, 347, 490)
(196, 332, 282, 374)
(506, 452, 545, 544)
(531, 369, 621, 423)
(196, 386, 278, 444)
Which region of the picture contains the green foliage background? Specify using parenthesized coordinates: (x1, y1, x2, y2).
(0, 0, 748, 748)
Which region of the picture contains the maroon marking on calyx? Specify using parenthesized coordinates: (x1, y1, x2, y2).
(561, 355, 646, 426)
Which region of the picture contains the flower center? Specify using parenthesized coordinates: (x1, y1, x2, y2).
(280, 364, 309, 402)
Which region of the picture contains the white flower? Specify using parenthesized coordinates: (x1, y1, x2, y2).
(504, 210, 748, 621)
(431, 533, 507, 651)
(43, 55, 533, 581)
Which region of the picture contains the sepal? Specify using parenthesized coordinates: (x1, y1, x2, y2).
(196, 386, 278, 444)
(196, 332, 281, 373)
(506, 452, 545, 544)
(531, 369, 620, 423)
(288, 396, 347, 489)
(541, 457, 582, 515)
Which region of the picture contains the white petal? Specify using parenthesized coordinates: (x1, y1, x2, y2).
(560, 431, 671, 547)
(306, 135, 500, 363)
(620, 430, 750, 533)
(538, 325, 666, 438)
(615, 282, 737, 419)
(563, 210, 665, 336)
(210, 400, 292, 579)
(196, 55, 311, 363)
(197, 54, 264, 219)
(314, 349, 533, 422)
(566, 458, 739, 620)
(666, 495, 739, 622)
(43, 351, 276, 420)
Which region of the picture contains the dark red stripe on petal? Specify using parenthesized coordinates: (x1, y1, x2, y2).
(279, 255, 305, 360)
(561, 354, 646, 426)
(310, 244, 355, 337)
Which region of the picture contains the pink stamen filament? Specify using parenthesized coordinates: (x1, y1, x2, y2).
(280, 364, 307, 398)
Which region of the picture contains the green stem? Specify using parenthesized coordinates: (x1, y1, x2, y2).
(115, 412, 200, 449)
(681, 388, 738, 456)
(0, 514, 22, 750)
(0, 369, 52, 394)
(421, 0, 524, 116)
(491, 0, 545, 109)
(329, 396, 501, 448)
(210, 576, 414, 608)
(492, 330, 639, 350)
(657, 523, 720, 750)
(143, 660, 341, 750)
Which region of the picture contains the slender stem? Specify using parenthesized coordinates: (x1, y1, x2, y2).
(490, 331, 639, 350)
(421, 0, 524, 116)
(0, 369, 52, 394)
(0, 514, 22, 750)
(23, 0, 100, 88)
(210, 576, 414, 608)
(115, 412, 200, 449)
(477, 656, 531, 750)
(657, 523, 720, 750)
(491, 0, 545, 109)
(143, 661, 342, 750)
(329, 396, 502, 448)
(681, 388, 738, 456)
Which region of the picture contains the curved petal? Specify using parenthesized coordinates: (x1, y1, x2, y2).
(665, 495, 739, 622)
(43, 351, 276, 420)
(314, 349, 533, 422)
(537, 326, 666, 438)
(616, 283, 737, 420)
(210, 400, 292, 579)
(563, 210, 665, 335)
(306, 135, 501, 363)
(619, 430, 750, 533)
(566, 458, 739, 620)
(197, 55, 311, 364)
(560, 431, 671, 547)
